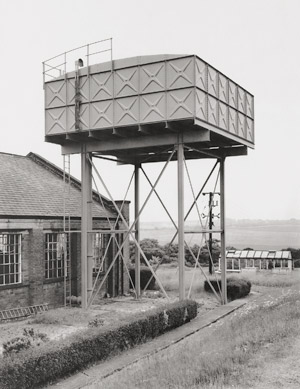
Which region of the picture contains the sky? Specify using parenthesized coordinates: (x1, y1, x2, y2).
(0, 0, 299, 222)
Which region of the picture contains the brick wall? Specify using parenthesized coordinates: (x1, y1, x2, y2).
(0, 216, 130, 311)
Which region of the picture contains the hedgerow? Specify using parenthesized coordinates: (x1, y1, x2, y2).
(0, 300, 197, 389)
(204, 277, 251, 301)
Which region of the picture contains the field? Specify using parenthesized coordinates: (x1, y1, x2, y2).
(140, 220, 300, 250)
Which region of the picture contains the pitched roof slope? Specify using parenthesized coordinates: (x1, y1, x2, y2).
(0, 152, 116, 219)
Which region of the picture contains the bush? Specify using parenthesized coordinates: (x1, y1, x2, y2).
(0, 300, 197, 389)
(293, 259, 300, 268)
(204, 277, 251, 301)
(3, 328, 49, 356)
(129, 266, 156, 290)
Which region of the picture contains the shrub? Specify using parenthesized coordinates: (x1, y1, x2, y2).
(293, 259, 300, 268)
(0, 300, 197, 389)
(3, 328, 49, 356)
(129, 266, 156, 290)
(204, 277, 251, 301)
(88, 318, 104, 328)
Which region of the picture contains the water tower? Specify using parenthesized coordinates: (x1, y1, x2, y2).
(43, 40, 254, 308)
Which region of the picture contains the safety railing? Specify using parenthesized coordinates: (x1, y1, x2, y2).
(43, 38, 113, 83)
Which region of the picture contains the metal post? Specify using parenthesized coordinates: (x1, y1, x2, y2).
(220, 158, 227, 304)
(177, 138, 185, 300)
(81, 150, 93, 309)
(87, 154, 93, 302)
(209, 192, 213, 275)
(134, 164, 141, 298)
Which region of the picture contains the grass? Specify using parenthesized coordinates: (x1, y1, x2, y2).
(156, 265, 300, 295)
(94, 289, 300, 389)
(28, 307, 96, 326)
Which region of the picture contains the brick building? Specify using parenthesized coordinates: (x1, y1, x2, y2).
(0, 152, 130, 311)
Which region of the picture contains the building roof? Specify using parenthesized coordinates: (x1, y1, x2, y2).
(0, 152, 118, 219)
(226, 250, 292, 260)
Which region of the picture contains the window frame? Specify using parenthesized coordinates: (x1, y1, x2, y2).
(44, 232, 69, 280)
(0, 233, 22, 286)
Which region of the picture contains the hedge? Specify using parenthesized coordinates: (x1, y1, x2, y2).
(0, 300, 197, 389)
(204, 277, 251, 301)
(129, 266, 156, 290)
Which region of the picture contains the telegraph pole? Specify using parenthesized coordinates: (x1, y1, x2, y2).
(202, 192, 220, 275)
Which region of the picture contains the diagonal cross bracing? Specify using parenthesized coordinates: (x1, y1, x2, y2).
(87, 151, 176, 302)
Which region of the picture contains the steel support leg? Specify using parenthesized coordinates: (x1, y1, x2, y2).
(134, 164, 141, 298)
(81, 150, 93, 309)
(177, 138, 185, 300)
(220, 158, 227, 304)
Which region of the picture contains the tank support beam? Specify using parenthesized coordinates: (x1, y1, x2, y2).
(134, 164, 141, 299)
(81, 149, 93, 309)
(220, 157, 227, 304)
(177, 137, 185, 300)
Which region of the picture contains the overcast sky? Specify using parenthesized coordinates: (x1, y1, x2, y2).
(0, 0, 299, 222)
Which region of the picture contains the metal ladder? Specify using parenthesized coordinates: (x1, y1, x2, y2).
(0, 304, 49, 321)
(63, 155, 72, 306)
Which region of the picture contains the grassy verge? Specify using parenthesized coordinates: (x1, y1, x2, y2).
(95, 289, 300, 389)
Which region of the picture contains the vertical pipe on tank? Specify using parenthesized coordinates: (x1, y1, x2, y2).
(134, 164, 141, 298)
(220, 157, 227, 304)
(177, 136, 185, 300)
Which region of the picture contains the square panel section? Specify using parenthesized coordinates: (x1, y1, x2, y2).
(167, 89, 194, 120)
(114, 96, 139, 126)
(114, 67, 139, 98)
(167, 57, 194, 89)
(140, 62, 165, 94)
(45, 80, 66, 109)
(90, 101, 113, 128)
(90, 72, 113, 101)
(140, 93, 166, 123)
(195, 58, 207, 91)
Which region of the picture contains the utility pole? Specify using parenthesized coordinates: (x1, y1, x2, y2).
(202, 192, 220, 275)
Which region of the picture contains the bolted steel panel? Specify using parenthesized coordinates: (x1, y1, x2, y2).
(140, 62, 165, 94)
(140, 92, 166, 123)
(167, 57, 194, 90)
(219, 73, 228, 104)
(167, 89, 194, 120)
(114, 67, 139, 98)
(90, 100, 113, 128)
(45, 80, 66, 109)
(219, 101, 228, 130)
(245, 93, 254, 119)
(195, 89, 207, 121)
(195, 57, 207, 91)
(246, 117, 254, 142)
(237, 112, 246, 138)
(228, 107, 238, 135)
(45, 107, 67, 135)
(114, 96, 139, 126)
(207, 95, 218, 126)
(90, 72, 113, 101)
(237, 87, 246, 114)
(207, 66, 218, 98)
(228, 80, 237, 109)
